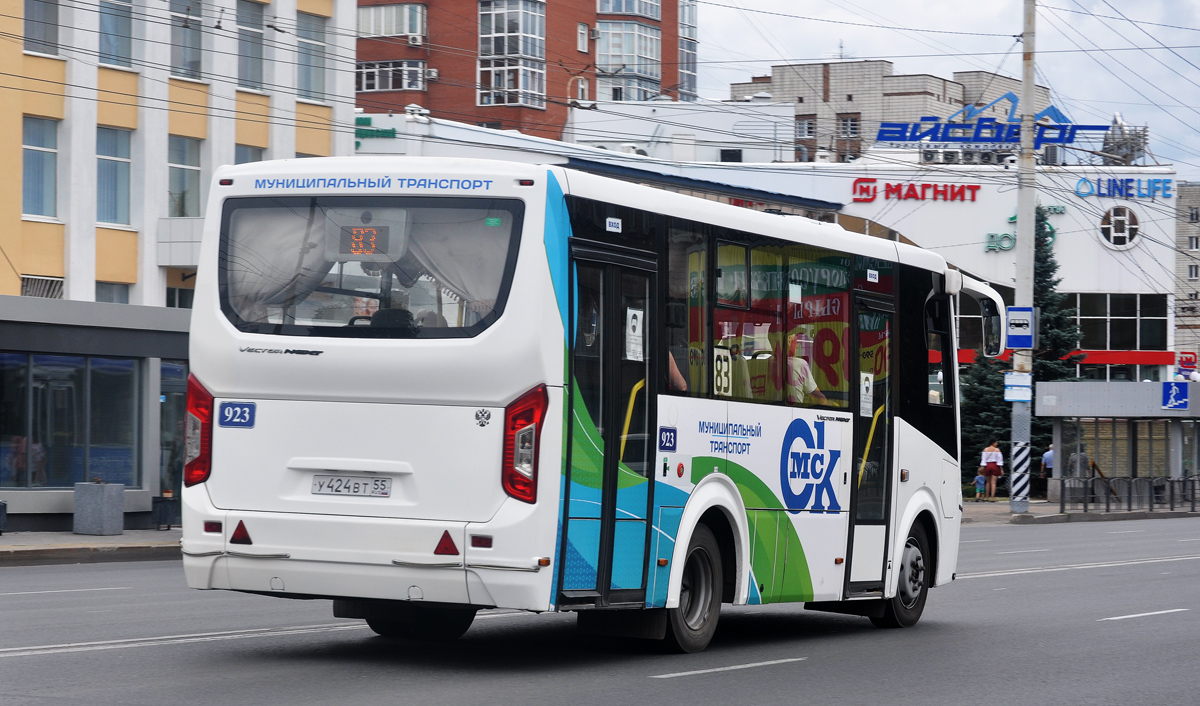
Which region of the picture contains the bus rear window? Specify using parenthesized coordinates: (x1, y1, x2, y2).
(218, 196, 523, 338)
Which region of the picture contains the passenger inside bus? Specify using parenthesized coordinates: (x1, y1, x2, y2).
(667, 351, 688, 392)
(786, 334, 828, 405)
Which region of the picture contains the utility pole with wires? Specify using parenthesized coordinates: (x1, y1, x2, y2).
(1011, 0, 1037, 514)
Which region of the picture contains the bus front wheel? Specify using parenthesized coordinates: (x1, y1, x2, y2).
(664, 523, 723, 653)
(870, 523, 929, 629)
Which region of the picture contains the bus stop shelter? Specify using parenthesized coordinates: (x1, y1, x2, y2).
(1036, 382, 1200, 501)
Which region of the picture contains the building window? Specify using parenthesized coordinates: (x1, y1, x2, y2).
(597, 21, 660, 79)
(1100, 206, 1138, 247)
(22, 116, 56, 218)
(678, 39, 697, 101)
(357, 4, 426, 37)
(236, 0, 264, 90)
(598, 0, 661, 20)
(170, 0, 202, 78)
(24, 0, 57, 54)
(166, 287, 195, 308)
(168, 135, 201, 218)
(719, 149, 742, 163)
(1070, 292, 1167, 351)
(1189, 236, 1199, 251)
(796, 117, 816, 139)
(846, 94, 853, 101)
(577, 22, 589, 53)
(1190, 206, 1199, 223)
(96, 282, 129, 303)
(98, 0, 133, 66)
(356, 60, 426, 92)
(1191, 265, 1199, 281)
(97, 127, 131, 225)
(838, 116, 860, 138)
(478, 1, 546, 108)
(575, 77, 589, 100)
(297, 13, 327, 101)
(0, 354, 140, 489)
(234, 144, 263, 164)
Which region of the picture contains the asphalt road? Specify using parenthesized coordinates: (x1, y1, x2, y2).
(3, 518, 1200, 706)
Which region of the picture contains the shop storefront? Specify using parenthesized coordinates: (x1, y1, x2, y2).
(0, 296, 188, 531)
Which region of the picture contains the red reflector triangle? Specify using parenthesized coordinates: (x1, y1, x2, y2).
(433, 530, 459, 556)
(230, 520, 253, 545)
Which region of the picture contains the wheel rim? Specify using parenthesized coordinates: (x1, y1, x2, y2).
(679, 546, 714, 631)
(898, 537, 925, 610)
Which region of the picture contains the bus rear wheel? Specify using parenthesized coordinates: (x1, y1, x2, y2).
(870, 523, 929, 629)
(664, 524, 722, 653)
(366, 605, 477, 641)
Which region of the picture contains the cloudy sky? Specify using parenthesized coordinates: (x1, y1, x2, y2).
(694, 0, 1200, 179)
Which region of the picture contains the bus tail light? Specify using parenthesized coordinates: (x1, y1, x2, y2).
(501, 385, 548, 504)
(184, 374, 214, 487)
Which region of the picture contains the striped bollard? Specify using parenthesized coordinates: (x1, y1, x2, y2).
(1010, 440, 1030, 514)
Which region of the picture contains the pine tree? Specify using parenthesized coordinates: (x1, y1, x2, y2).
(959, 352, 1009, 483)
(958, 206, 1080, 483)
(1031, 205, 1082, 453)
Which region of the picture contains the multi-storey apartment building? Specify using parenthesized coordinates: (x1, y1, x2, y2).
(0, 0, 354, 530)
(354, 0, 697, 138)
(729, 60, 1051, 162)
(1175, 183, 1200, 362)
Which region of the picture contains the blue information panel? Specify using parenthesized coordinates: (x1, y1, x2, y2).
(1007, 306, 1034, 349)
(1162, 382, 1189, 411)
(217, 401, 257, 428)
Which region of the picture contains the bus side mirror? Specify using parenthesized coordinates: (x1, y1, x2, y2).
(979, 299, 1003, 357)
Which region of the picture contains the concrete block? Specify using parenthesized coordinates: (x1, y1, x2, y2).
(73, 483, 125, 535)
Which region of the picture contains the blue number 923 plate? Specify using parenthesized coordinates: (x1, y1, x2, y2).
(217, 402, 256, 428)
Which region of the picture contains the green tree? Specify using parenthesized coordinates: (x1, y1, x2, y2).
(1031, 205, 1082, 453)
(958, 206, 1080, 483)
(959, 352, 1009, 483)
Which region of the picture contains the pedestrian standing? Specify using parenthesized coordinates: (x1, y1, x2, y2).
(1040, 443, 1054, 478)
(982, 439, 1004, 500)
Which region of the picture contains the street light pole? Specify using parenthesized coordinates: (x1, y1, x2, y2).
(1011, 0, 1037, 514)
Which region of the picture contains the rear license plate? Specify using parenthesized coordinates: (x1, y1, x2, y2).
(311, 475, 392, 497)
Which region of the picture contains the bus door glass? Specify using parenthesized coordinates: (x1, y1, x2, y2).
(847, 298, 893, 592)
(561, 250, 655, 607)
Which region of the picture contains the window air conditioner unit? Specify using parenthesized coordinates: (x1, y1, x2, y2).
(961, 150, 978, 164)
(921, 150, 939, 164)
(408, 34, 424, 47)
(590, 27, 601, 40)
(424, 68, 439, 81)
(979, 151, 996, 164)
(1044, 145, 1063, 165)
(941, 150, 959, 164)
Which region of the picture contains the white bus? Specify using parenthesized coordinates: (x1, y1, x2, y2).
(181, 157, 1005, 652)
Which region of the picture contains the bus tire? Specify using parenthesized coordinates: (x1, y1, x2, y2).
(664, 523, 722, 653)
(367, 605, 477, 641)
(870, 523, 929, 629)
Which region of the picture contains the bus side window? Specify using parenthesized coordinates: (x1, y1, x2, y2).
(784, 244, 851, 409)
(665, 220, 707, 396)
(926, 296, 953, 407)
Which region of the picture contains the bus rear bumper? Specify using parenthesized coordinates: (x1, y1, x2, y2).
(181, 487, 554, 611)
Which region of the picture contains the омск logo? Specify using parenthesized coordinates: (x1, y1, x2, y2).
(779, 419, 841, 514)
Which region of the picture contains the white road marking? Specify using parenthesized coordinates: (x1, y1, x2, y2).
(960, 540, 992, 543)
(958, 554, 1200, 580)
(0, 587, 132, 597)
(650, 657, 807, 679)
(1098, 609, 1189, 622)
(1107, 530, 1145, 534)
(993, 588, 1007, 591)
(1176, 538, 1200, 542)
(996, 549, 1050, 555)
(0, 623, 367, 658)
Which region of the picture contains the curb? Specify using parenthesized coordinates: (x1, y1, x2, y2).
(1010, 510, 1200, 525)
(0, 544, 182, 567)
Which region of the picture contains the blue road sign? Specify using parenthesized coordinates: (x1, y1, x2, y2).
(1162, 382, 1189, 410)
(1007, 306, 1034, 349)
